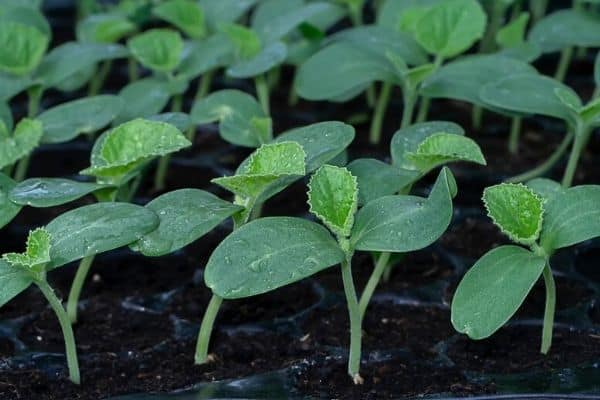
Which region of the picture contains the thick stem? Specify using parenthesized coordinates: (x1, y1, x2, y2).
(554, 47, 573, 82)
(369, 82, 392, 145)
(128, 57, 138, 82)
(254, 74, 270, 115)
(195, 293, 223, 364)
(67, 255, 95, 324)
(366, 85, 376, 109)
(472, 106, 484, 130)
(540, 263, 556, 354)
(561, 128, 585, 188)
(88, 60, 112, 96)
(194, 70, 215, 102)
(13, 87, 43, 181)
(415, 56, 443, 123)
(358, 252, 391, 319)
(341, 256, 363, 384)
(36, 280, 81, 384)
(508, 116, 522, 155)
(506, 130, 574, 183)
(400, 90, 416, 129)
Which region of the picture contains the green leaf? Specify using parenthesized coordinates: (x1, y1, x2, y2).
(0, 102, 13, 133)
(0, 259, 33, 308)
(308, 165, 357, 238)
(0, 173, 22, 229)
(274, 121, 355, 173)
(3, 227, 51, 269)
(451, 245, 546, 339)
(390, 120, 464, 170)
(38, 95, 124, 144)
(0, 4, 51, 38)
(525, 178, 564, 202)
(351, 167, 456, 252)
(147, 112, 192, 132)
(0, 73, 32, 101)
(127, 29, 183, 73)
(540, 185, 600, 252)
(406, 132, 486, 172)
(81, 119, 191, 185)
(347, 158, 418, 205)
(132, 189, 243, 257)
(205, 217, 344, 299)
(496, 12, 529, 48)
(190, 89, 268, 147)
(227, 41, 287, 78)
(9, 178, 109, 208)
(199, 0, 256, 33)
(77, 13, 136, 43)
(420, 54, 537, 108)
(480, 74, 579, 124)
(213, 142, 306, 201)
(0, 118, 43, 169)
(0, 21, 48, 75)
(580, 97, 600, 126)
(177, 34, 232, 80)
(377, 0, 442, 30)
(153, 0, 206, 39)
(114, 78, 171, 125)
(483, 183, 544, 246)
(414, 0, 487, 58)
(595, 51, 600, 88)
(529, 10, 600, 53)
(222, 23, 261, 60)
(46, 202, 159, 269)
(553, 87, 582, 113)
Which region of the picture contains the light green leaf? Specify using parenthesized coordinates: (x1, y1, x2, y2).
(579, 97, 600, 126)
(0, 21, 48, 75)
(406, 132, 486, 172)
(205, 217, 344, 299)
(127, 29, 183, 73)
(153, 0, 206, 39)
(114, 78, 171, 125)
(38, 95, 124, 144)
(377, 0, 442, 30)
(132, 189, 243, 257)
(540, 185, 600, 252)
(391, 121, 464, 170)
(81, 119, 191, 185)
(46, 202, 159, 269)
(351, 167, 456, 252)
(190, 89, 268, 147)
(529, 10, 600, 53)
(222, 23, 262, 60)
(0, 259, 32, 308)
(451, 245, 546, 339)
(414, 0, 487, 58)
(3, 228, 51, 269)
(0, 4, 51, 38)
(77, 13, 136, 43)
(227, 41, 287, 78)
(525, 178, 564, 202)
(308, 165, 357, 238)
(496, 12, 529, 48)
(347, 158, 418, 205)
(483, 183, 544, 246)
(0, 118, 43, 169)
(9, 178, 109, 208)
(0, 173, 22, 229)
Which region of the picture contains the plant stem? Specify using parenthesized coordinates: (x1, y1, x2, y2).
(195, 293, 223, 364)
(358, 252, 391, 320)
(472, 106, 484, 130)
(340, 255, 363, 384)
(531, 0, 548, 23)
(154, 94, 183, 191)
(554, 47, 573, 82)
(369, 82, 392, 145)
(366, 85, 376, 109)
(506, 129, 574, 183)
(561, 128, 586, 188)
(194, 70, 215, 102)
(400, 90, 416, 129)
(67, 255, 95, 324)
(13, 87, 43, 181)
(36, 279, 81, 384)
(128, 57, 138, 82)
(415, 55, 443, 123)
(254, 74, 270, 115)
(479, 1, 504, 54)
(540, 263, 556, 354)
(508, 116, 522, 155)
(88, 60, 112, 96)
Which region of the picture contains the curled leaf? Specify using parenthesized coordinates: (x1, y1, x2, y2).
(3, 227, 51, 270)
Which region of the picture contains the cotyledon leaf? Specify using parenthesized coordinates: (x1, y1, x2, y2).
(227, 41, 287, 78)
(0, 118, 43, 170)
(0, 259, 33, 308)
(0, 173, 22, 229)
(205, 217, 344, 299)
(127, 29, 184, 73)
(9, 178, 110, 208)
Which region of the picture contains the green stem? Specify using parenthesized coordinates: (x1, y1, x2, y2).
(400, 90, 416, 129)
(125, 174, 143, 202)
(508, 116, 522, 155)
(554, 47, 573, 82)
(36, 280, 81, 384)
(366, 85, 376, 109)
(288, 85, 299, 106)
(479, 1, 504, 54)
(472, 106, 484, 130)
(195, 293, 223, 364)
(194, 70, 215, 102)
(67, 255, 95, 324)
(13, 87, 43, 181)
(128, 57, 139, 82)
(358, 252, 391, 320)
(540, 263, 556, 354)
(154, 94, 183, 191)
(561, 127, 586, 188)
(369, 82, 392, 145)
(531, 0, 548, 23)
(254, 74, 270, 115)
(88, 60, 112, 96)
(506, 129, 574, 183)
(340, 255, 363, 384)
(415, 56, 443, 123)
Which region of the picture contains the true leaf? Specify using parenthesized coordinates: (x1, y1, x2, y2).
(38, 95, 124, 144)
(0, 173, 22, 229)
(77, 13, 136, 43)
(351, 167, 456, 252)
(153, 0, 206, 39)
(46, 202, 159, 269)
(308, 165, 358, 238)
(222, 23, 262, 60)
(496, 12, 529, 48)
(0, 259, 33, 308)
(0, 21, 48, 75)
(406, 132, 486, 172)
(451, 245, 546, 339)
(115, 78, 171, 124)
(205, 217, 344, 299)
(9, 178, 109, 208)
(483, 183, 544, 246)
(3, 228, 51, 269)
(132, 189, 243, 257)
(0, 118, 43, 169)
(127, 29, 183, 73)
(227, 41, 287, 78)
(0, 4, 51, 38)
(529, 10, 600, 53)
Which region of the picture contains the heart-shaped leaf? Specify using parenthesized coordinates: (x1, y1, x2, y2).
(406, 132, 486, 172)
(0, 118, 43, 170)
(529, 10, 600, 53)
(153, 0, 206, 39)
(76, 13, 136, 43)
(483, 183, 544, 246)
(9, 178, 109, 208)
(0, 259, 33, 308)
(0, 173, 22, 229)
(205, 217, 344, 299)
(0, 21, 48, 76)
(115, 78, 171, 125)
(451, 245, 546, 339)
(127, 29, 184, 73)
(38, 95, 124, 144)
(132, 189, 243, 257)
(46, 202, 159, 269)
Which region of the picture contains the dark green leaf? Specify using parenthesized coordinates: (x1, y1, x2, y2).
(153, 0, 206, 39)
(9, 178, 108, 208)
(525, 178, 564, 202)
(199, 0, 256, 33)
(177, 34, 232, 80)
(0, 173, 21, 229)
(147, 112, 192, 132)
(115, 78, 171, 125)
(529, 10, 600, 53)
(0, 259, 32, 308)
(0, 118, 43, 169)
(227, 42, 287, 78)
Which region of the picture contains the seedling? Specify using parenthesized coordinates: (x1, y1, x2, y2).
(452, 181, 600, 353)
(0, 118, 43, 181)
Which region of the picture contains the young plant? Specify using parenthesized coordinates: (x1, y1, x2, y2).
(495, 12, 541, 62)
(452, 180, 600, 353)
(0, 118, 43, 181)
